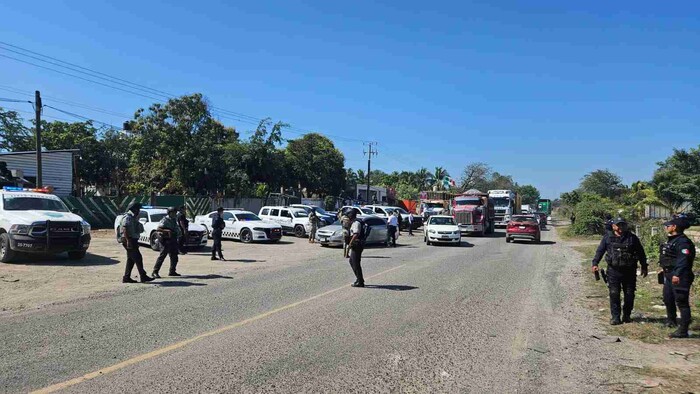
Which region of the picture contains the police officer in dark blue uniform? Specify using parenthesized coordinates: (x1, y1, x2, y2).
(592, 218, 648, 325)
(658, 217, 696, 338)
(211, 207, 226, 261)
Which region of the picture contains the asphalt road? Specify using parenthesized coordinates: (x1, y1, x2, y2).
(0, 226, 615, 393)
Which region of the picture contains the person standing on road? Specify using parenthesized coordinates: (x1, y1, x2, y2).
(592, 218, 648, 325)
(347, 211, 366, 287)
(387, 211, 399, 247)
(119, 202, 154, 283)
(308, 208, 320, 244)
(152, 207, 181, 278)
(658, 216, 696, 338)
(397, 210, 403, 234)
(211, 207, 226, 261)
(407, 212, 414, 236)
(341, 209, 351, 258)
(177, 205, 189, 255)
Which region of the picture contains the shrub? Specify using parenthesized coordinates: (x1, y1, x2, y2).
(569, 194, 619, 235)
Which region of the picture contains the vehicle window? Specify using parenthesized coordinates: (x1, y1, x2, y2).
(384, 208, 395, 215)
(396, 208, 408, 214)
(150, 213, 167, 222)
(425, 202, 444, 208)
(223, 212, 234, 220)
(138, 211, 149, 221)
(360, 208, 374, 215)
(270, 209, 280, 216)
(261, 208, 269, 216)
(454, 198, 480, 206)
(511, 216, 537, 223)
(314, 207, 328, 215)
(235, 213, 261, 221)
(209, 213, 216, 218)
(430, 217, 455, 226)
(491, 197, 510, 207)
(293, 211, 308, 218)
(365, 218, 384, 226)
(281, 210, 292, 218)
(2, 195, 69, 212)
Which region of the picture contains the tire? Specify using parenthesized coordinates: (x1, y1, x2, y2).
(426, 239, 431, 246)
(149, 232, 161, 251)
(0, 233, 16, 263)
(68, 250, 86, 260)
(535, 236, 541, 243)
(202, 225, 211, 239)
(240, 228, 253, 244)
(294, 225, 306, 238)
(506, 237, 511, 243)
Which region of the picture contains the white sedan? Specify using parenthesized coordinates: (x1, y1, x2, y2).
(424, 215, 461, 246)
(194, 210, 283, 243)
(114, 207, 208, 251)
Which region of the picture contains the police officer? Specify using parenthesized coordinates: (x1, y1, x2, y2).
(592, 218, 648, 325)
(347, 211, 365, 287)
(341, 209, 351, 258)
(177, 205, 189, 255)
(119, 202, 154, 283)
(308, 208, 320, 244)
(152, 207, 181, 277)
(658, 216, 696, 338)
(211, 207, 226, 261)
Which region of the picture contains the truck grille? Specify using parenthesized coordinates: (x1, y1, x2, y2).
(454, 211, 472, 225)
(30, 221, 81, 238)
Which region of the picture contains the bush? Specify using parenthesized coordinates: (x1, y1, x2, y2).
(569, 195, 619, 236)
(631, 219, 666, 262)
(324, 196, 336, 211)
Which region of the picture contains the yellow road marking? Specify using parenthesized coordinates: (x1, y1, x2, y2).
(32, 264, 407, 394)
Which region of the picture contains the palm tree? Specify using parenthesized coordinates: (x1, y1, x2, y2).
(433, 167, 449, 190)
(416, 167, 432, 191)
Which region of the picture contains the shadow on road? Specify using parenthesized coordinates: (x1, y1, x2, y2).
(364, 284, 419, 291)
(154, 281, 207, 287)
(181, 274, 233, 280)
(224, 259, 265, 263)
(363, 256, 391, 259)
(4, 253, 120, 267)
(510, 240, 557, 245)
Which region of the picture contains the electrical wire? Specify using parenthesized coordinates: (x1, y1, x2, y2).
(0, 97, 32, 104)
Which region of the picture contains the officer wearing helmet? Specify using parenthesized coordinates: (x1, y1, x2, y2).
(152, 206, 181, 277)
(592, 218, 648, 325)
(658, 216, 696, 338)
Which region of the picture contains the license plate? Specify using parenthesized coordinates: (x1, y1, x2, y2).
(17, 242, 33, 248)
(519, 226, 526, 229)
(321, 237, 329, 242)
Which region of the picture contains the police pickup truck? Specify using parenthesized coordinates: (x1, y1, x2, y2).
(0, 187, 91, 262)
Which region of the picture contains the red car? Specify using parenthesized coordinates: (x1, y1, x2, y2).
(506, 215, 541, 243)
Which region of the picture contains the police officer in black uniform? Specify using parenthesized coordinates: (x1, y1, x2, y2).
(177, 205, 189, 255)
(119, 202, 154, 283)
(658, 216, 696, 338)
(592, 218, 648, 325)
(152, 206, 181, 277)
(211, 207, 226, 261)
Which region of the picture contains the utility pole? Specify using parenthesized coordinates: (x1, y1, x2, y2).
(363, 142, 378, 204)
(34, 90, 42, 188)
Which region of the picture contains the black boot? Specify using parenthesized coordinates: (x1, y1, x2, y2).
(622, 314, 633, 323)
(140, 275, 155, 283)
(151, 271, 161, 279)
(122, 276, 137, 283)
(610, 317, 622, 326)
(669, 325, 689, 338)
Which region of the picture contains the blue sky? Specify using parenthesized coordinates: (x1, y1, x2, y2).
(1, 1, 698, 198)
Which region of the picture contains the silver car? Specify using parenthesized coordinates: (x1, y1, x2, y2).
(315, 216, 389, 247)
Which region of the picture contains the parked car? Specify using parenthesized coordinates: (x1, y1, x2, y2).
(194, 209, 282, 243)
(506, 215, 541, 243)
(364, 205, 423, 230)
(289, 204, 335, 226)
(339, 206, 376, 217)
(423, 215, 461, 246)
(315, 215, 389, 247)
(114, 207, 207, 251)
(258, 206, 311, 237)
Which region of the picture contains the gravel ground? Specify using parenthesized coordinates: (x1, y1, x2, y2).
(0, 226, 634, 393)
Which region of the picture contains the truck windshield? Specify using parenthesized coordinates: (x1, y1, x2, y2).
(454, 198, 480, 206)
(425, 203, 443, 208)
(2, 195, 69, 212)
(491, 197, 510, 208)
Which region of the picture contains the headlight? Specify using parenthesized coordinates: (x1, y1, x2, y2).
(9, 224, 30, 235)
(253, 227, 265, 231)
(333, 230, 342, 236)
(81, 220, 91, 235)
(428, 229, 436, 234)
(453, 231, 460, 235)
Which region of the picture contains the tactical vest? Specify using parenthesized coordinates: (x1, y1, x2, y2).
(659, 237, 683, 269)
(608, 239, 636, 268)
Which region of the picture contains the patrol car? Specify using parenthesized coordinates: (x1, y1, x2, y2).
(194, 209, 282, 243)
(258, 206, 312, 237)
(0, 187, 91, 262)
(113, 207, 207, 251)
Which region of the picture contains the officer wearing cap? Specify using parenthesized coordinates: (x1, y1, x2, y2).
(119, 202, 154, 283)
(152, 206, 181, 277)
(211, 207, 226, 261)
(604, 214, 614, 236)
(592, 218, 648, 325)
(658, 216, 696, 338)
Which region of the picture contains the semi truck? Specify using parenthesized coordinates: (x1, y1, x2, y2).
(487, 189, 521, 227)
(537, 199, 552, 216)
(451, 189, 495, 236)
(419, 191, 454, 222)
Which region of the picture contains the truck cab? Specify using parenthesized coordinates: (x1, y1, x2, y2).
(488, 189, 521, 227)
(0, 187, 91, 262)
(452, 190, 495, 236)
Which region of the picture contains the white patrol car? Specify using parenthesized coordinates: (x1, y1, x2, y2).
(0, 187, 91, 262)
(113, 207, 207, 251)
(194, 210, 283, 243)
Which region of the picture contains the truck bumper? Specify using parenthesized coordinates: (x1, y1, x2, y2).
(9, 234, 91, 254)
(458, 224, 483, 234)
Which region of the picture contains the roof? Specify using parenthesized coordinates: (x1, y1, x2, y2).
(0, 149, 80, 156)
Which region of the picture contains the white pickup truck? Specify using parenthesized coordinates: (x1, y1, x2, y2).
(0, 187, 91, 262)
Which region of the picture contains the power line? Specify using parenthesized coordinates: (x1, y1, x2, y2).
(43, 105, 119, 129)
(0, 97, 32, 104)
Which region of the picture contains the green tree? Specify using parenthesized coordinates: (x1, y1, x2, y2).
(0, 108, 33, 152)
(415, 167, 432, 190)
(652, 146, 700, 214)
(486, 172, 516, 191)
(560, 190, 581, 206)
(239, 118, 287, 196)
(459, 162, 491, 191)
(285, 133, 346, 197)
(579, 169, 627, 199)
(433, 167, 449, 190)
(516, 184, 540, 205)
(100, 129, 134, 196)
(394, 182, 419, 200)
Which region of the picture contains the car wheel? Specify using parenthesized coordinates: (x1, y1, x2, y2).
(506, 237, 511, 243)
(294, 225, 305, 238)
(202, 225, 211, 239)
(149, 232, 161, 251)
(240, 228, 253, 244)
(0, 233, 16, 263)
(426, 239, 431, 246)
(535, 236, 541, 243)
(68, 250, 87, 260)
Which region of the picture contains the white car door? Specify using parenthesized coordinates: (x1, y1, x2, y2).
(280, 209, 293, 230)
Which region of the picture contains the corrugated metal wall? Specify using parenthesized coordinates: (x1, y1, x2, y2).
(0, 151, 74, 196)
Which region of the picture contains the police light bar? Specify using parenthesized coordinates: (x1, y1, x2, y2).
(2, 186, 51, 193)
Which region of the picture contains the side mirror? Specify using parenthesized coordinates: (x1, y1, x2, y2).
(71, 208, 80, 214)
(139, 218, 148, 224)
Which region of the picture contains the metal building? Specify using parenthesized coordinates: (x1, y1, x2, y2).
(0, 150, 78, 196)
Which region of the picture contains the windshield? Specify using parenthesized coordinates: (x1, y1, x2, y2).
(383, 207, 395, 214)
(491, 197, 510, 208)
(396, 208, 408, 214)
(512, 216, 537, 223)
(150, 213, 167, 222)
(425, 203, 443, 209)
(454, 198, 481, 206)
(2, 195, 69, 212)
(358, 207, 373, 214)
(430, 217, 455, 225)
(236, 213, 262, 221)
(293, 211, 309, 218)
(313, 207, 328, 215)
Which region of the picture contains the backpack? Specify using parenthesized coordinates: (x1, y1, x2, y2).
(354, 220, 371, 247)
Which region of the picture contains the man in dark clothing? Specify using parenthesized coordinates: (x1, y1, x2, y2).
(119, 202, 154, 283)
(211, 207, 226, 261)
(658, 217, 696, 338)
(176, 206, 189, 255)
(152, 206, 181, 277)
(592, 218, 648, 325)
